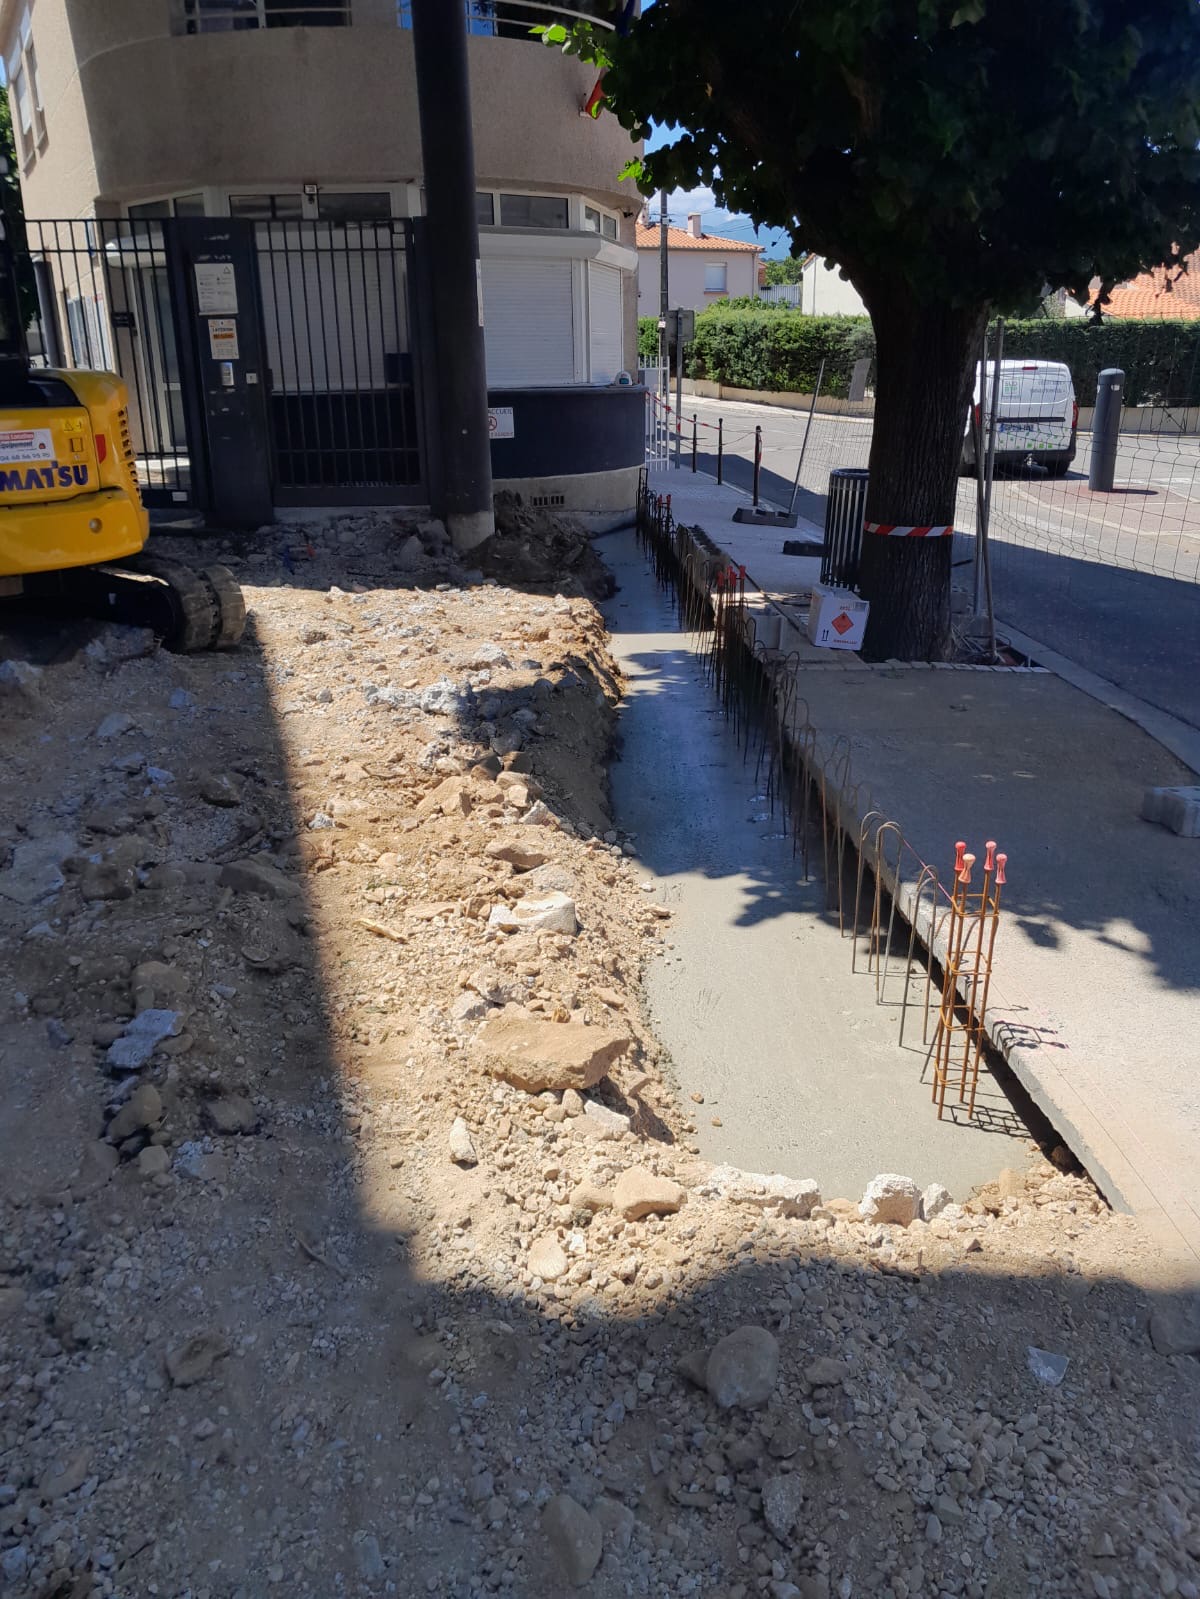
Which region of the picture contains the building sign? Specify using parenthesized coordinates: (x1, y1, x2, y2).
(207, 318, 240, 360)
(488, 406, 515, 440)
(0, 428, 53, 464)
(194, 261, 238, 315)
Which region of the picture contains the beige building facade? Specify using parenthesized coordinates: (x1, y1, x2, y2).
(0, 0, 645, 516)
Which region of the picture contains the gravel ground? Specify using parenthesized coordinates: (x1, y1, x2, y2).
(0, 508, 1196, 1599)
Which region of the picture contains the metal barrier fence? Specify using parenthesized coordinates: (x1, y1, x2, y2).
(23, 218, 193, 503)
(634, 473, 1020, 1126)
(255, 219, 421, 493)
(675, 389, 1200, 590)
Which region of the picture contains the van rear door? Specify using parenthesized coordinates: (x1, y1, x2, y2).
(991, 361, 1074, 452)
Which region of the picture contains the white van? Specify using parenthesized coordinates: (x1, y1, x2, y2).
(961, 359, 1078, 477)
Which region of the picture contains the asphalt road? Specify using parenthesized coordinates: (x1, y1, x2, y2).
(680, 393, 1200, 732)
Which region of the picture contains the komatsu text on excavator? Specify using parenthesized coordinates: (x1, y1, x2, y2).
(0, 212, 244, 651)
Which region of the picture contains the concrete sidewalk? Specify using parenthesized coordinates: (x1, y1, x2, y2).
(648, 470, 1200, 1282)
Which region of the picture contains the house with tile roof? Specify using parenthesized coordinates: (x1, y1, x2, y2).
(1076, 254, 1200, 320)
(635, 210, 762, 314)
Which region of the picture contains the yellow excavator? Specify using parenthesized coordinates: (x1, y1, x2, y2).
(0, 221, 244, 651)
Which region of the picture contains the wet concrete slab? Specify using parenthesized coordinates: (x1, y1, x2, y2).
(600, 527, 1036, 1205)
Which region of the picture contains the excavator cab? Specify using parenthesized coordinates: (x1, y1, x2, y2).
(0, 208, 244, 650)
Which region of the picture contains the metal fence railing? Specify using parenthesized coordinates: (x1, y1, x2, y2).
(395, 1, 617, 33)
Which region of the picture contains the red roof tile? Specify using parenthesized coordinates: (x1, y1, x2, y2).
(1092, 255, 1200, 320)
(634, 222, 760, 253)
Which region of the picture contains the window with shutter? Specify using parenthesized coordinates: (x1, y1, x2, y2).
(587, 262, 623, 384)
(481, 259, 575, 386)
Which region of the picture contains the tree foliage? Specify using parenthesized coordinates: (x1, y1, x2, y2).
(763, 256, 807, 287)
(572, 0, 1200, 315)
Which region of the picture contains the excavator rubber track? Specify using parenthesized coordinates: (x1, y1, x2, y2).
(19, 554, 245, 653)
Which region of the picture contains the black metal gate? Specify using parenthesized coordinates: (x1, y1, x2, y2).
(256, 219, 423, 503)
(23, 218, 199, 508)
(18, 215, 425, 514)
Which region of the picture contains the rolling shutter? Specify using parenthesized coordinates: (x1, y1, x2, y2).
(482, 258, 574, 386)
(588, 262, 624, 383)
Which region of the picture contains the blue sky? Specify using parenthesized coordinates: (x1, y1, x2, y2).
(642, 121, 794, 259)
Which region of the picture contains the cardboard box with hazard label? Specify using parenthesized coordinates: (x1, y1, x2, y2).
(806, 583, 869, 651)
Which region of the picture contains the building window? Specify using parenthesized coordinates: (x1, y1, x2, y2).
(183, 0, 349, 32)
(6, 7, 43, 162)
(129, 200, 173, 220)
(584, 205, 619, 239)
(174, 193, 207, 217)
(498, 193, 569, 230)
(704, 261, 728, 294)
(12, 62, 32, 139)
(476, 193, 495, 227)
(317, 192, 392, 224)
(229, 193, 304, 219)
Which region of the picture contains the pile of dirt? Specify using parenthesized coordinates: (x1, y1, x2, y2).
(479, 490, 615, 602)
(0, 516, 1196, 1599)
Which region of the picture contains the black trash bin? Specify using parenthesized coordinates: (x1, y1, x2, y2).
(821, 468, 869, 590)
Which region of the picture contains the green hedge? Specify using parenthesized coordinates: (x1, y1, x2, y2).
(685, 310, 1200, 408)
(687, 311, 875, 398)
(637, 316, 659, 365)
(1000, 320, 1200, 409)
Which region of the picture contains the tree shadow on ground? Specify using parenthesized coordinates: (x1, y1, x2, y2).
(1, 535, 1198, 1599)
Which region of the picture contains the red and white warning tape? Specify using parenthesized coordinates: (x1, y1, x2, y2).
(864, 521, 956, 538)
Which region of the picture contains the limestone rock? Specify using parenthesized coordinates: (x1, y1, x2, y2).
(921, 1182, 953, 1220)
(805, 1356, 850, 1386)
(562, 1088, 584, 1117)
(593, 1496, 635, 1554)
(474, 1014, 630, 1094)
(105, 1009, 182, 1071)
(528, 1234, 568, 1282)
(612, 1166, 686, 1221)
(706, 1325, 780, 1410)
(0, 833, 75, 906)
(0, 658, 41, 700)
(521, 800, 560, 829)
(485, 837, 552, 871)
(73, 1139, 119, 1197)
(487, 891, 578, 936)
(136, 1144, 170, 1178)
(997, 1167, 1027, 1201)
(859, 1173, 921, 1226)
(218, 856, 302, 900)
(203, 1094, 259, 1136)
(542, 1494, 602, 1587)
(106, 1083, 163, 1143)
(762, 1473, 804, 1540)
(199, 773, 241, 807)
(451, 991, 489, 1024)
(570, 1181, 611, 1213)
(1149, 1294, 1200, 1357)
(131, 960, 189, 1013)
(698, 1164, 821, 1219)
(96, 711, 136, 740)
(448, 1116, 478, 1166)
(166, 1330, 231, 1387)
(581, 1100, 631, 1139)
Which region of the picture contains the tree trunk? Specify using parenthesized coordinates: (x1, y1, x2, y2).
(855, 288, 988, 661)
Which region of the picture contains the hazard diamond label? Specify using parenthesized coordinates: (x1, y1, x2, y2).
(831, 611, 854, 635)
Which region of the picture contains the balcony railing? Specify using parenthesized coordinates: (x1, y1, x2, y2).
(396, 2, 617, 35)
(180, 0, 616, 36)
(182, 1, 350, 29)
